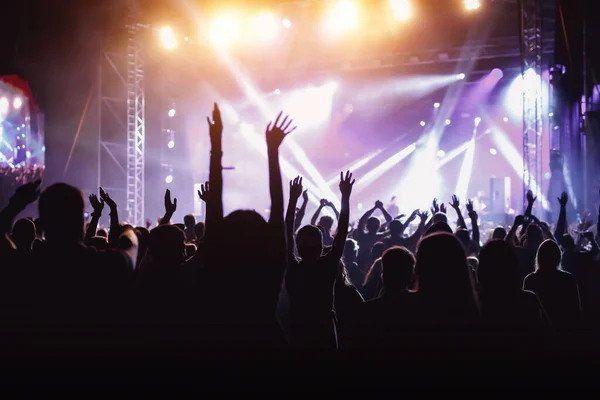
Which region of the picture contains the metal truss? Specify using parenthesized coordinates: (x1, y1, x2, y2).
(126, 20, 145, 227)
(520, 0, 544, 209)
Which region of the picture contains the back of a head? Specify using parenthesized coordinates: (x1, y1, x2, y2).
(454, 228, 471, 249)
(389, 219, 403, 236)
(432, 212, 448, 225)
(12, 218, 36, 246)
(536, 239, 561, 272)
(88, 236, 109, 250)
(416, 233, 477, 309)
(148, 224, 186, 266)
(184, 214, 196, 229)
(194, 222, 205, 240)
(39, 183, 85, 244)
(425, 221, 453, 236)
(222, 210, 270, 266)
(96, 228, 108, 238)
(524, 224, 543, 246)
(318, 215, 334, 232)
(382, 246, 415, 292)
(478, 240, 519, 292)
(366, 217, 381, 233)
(492, 227, 507, 240)
(297, 224, 323, 262)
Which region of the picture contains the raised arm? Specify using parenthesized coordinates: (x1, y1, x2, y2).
(554, 192, 568, 239)
(330, 171, 355, 261)
(0, 180, 40, 253)
(327, 200, 341, 221)
(310, 200, 326, 226)
(286, 177, 303, 264)
(294, 189, 308, 231)
(506, 215, 524, 247)
(375, 200, 392, 223)
(85, 193, 104, 241)
(266, 112, 297, 267)
(450, 195, 467, 230)
(206, 103, 224, 234)
(466, 199, 480, 245)
(356, 204, 377, 238)
(99, 187, 120, 247)
(405, 210, 428, 251)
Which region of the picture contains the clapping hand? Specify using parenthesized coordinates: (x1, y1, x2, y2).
(89, 193, 105, 216)
(266, 111, 296, 150)
(99, 187, 117, 211)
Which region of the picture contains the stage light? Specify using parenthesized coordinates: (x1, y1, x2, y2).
(457, 73, 466, 80)
(503, 117, 509, 122)
(325, 1, 359, 35)
(165, 175, 173, 184)
(167, 140, 175, 149)
(26, 151, 31, 158)
(0, 97, 8, 113)
(549, 112, 554, 117)
(434, 102, 440, 109)
(168, 108, 176, 117)
(465, 0, 481, 11)
(389, 0, 411, 21)
(420, 121, 426, 127)
(255, 12, 278, 42)
(160, 26, 177, 49)
(445, 119, 451, 125)
(282, 18, 292, 29)
(491, 68, 504, 80)
(275, 88, 281, 95)
(437, 150, 446, 158)
(184, 36, 189, 42)
(474, 117, 481, 127)
(13, 97, 22, 110)
(210, 14, 238, 46)
(489, 148, 497, 155)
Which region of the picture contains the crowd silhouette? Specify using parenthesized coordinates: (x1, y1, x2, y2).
(1, 103, 599, 386)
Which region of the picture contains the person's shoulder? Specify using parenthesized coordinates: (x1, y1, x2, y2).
(557, 269, 578, 282)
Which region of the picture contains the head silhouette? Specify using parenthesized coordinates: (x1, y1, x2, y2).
(38, 183, 85, 244)
(492, 227, 507, 240)
(366, 217, 381, 234)
(318, 215, 334, 234)
(184, 214, 196, 229)
(425, 221, 453, 236)
(416, 233, 478, 312)
(536, 239, 561, 272)
(220, 210, 272, 268)
(523, 224, 543, 248)
(381, 246, 415, 293)
(343, 239, 358, 263)
(372, 241, 385, 261)
(478, 240, 519, 293)
(97, 228, 108, 238)
(148, 225, 186, 267)
(454, 228, 471, 250)
(389, 220, 403, 236)
(297, 224, 323, 263)
(194, 222, 205, 240)
(11, 218, 36, 251)
(432, 212, 448, 225)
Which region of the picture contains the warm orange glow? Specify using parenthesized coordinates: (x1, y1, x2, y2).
(160, 26, 177, 49)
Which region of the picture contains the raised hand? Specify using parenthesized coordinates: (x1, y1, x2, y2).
(266, 111, 296, 150)
(375, 200, 384, 209)
(431, 198, 440, 214)
(466, 199, 475, 214)
(320, 199, 329, 207)
(406, 209, 419, 224)
(206, 103, 223, 146)
(197, 181, 210, 203)
(289, 176, 303, 200)
(418, 210, 430, 221)
(339, 171, 355, 198)
(440, 203, 447, 214)
(450, 195, 460, 210)
(302, 189, 308, 203)
(99, 187, 117, 210)
(558, 192, 568, 207)
(527, 189, 537, 204)
(164, 188, 177, 215)
(10, 179, 41, 209)
(514, 215, 525, 227)
(89, 193, 105, 216)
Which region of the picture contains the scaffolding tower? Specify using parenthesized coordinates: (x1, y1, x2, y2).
(520, 0, 544, 208)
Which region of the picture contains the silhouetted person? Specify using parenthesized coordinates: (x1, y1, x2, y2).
(523, 239, 582, 333)
(342, 239, 362, 289)
(492, 227, 507, 241)
(183, 214, 196, 242)
(361, 242, 386, 300)
(354, 201, 392, 268)
(11, 218, 35, 253)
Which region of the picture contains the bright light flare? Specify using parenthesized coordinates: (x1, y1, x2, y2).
(465, 0, 481, 11)
(160, 26, 177, 49)
(255, 12, 278, 42)
(324, 1, 359, 35)
(282, 18, 292, 29)
(168, 109, 176, 117)
(167, 140, 175, 149)
(13, 97, 23, 110)
(0, 97, 8, 114)
(210, 14, 238, 46)
(455, 137, 476, 202)
(165, 175, 173, 184)
(389, 0, 411, 21)
(457, 73, 466, 80)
